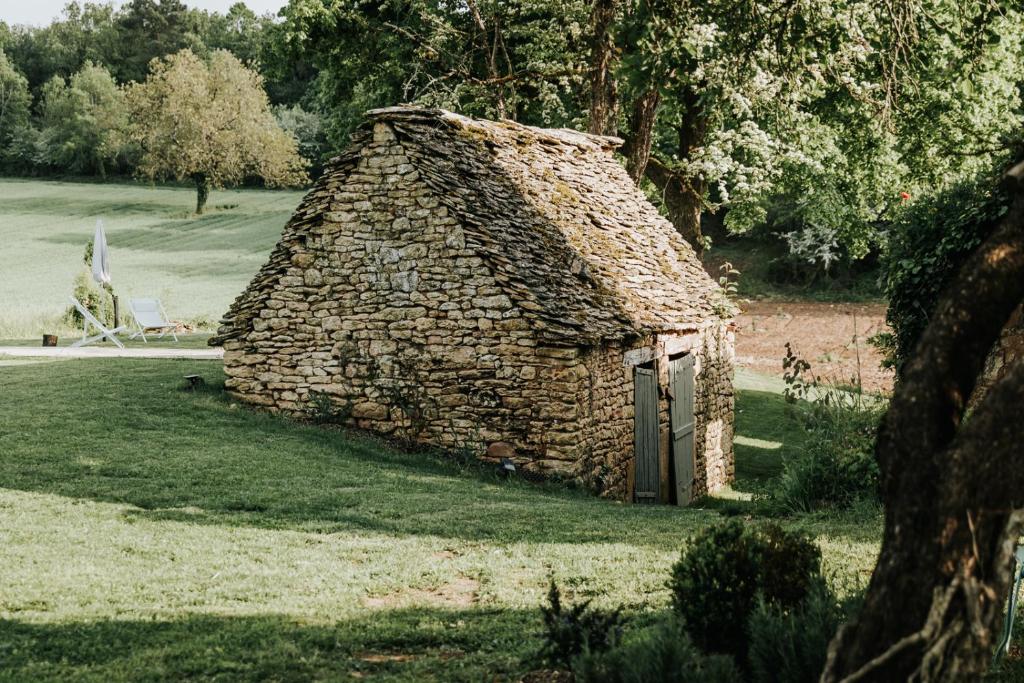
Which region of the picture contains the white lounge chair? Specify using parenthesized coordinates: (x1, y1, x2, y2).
(128, 298, 179, 342)
(69, 296, 128, 348)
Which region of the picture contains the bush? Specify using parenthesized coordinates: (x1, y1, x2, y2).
(574, 616, 741, 683)
(64, 268, 114, 328)
(540, 580, 625, 668)
(774, 398, 882, 513)
(775, 345, 884, 512)
(747, 577, 863, 683)
(668, 519, 821, 662)
(880, 173, 1009, 370)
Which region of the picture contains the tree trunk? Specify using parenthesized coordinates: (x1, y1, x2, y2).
(643, 156, 705, 253)
(621, 87, 706, 252)
(623, 88, 660, 182)
(821, 162, 1024, 682)
(194, 173, 209, 215)
(587, 0, 619, 136)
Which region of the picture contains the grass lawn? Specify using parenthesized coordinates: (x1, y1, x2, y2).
(0, 333, 214, 350)
(0, 358, 882, 681)
(0, 178, 303, 338)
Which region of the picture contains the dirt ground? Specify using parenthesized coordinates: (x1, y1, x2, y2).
(734, 301, 894, 394)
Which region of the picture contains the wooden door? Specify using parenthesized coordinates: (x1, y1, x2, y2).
(669, 354, 696, 505)
(633, 366, 659, 504)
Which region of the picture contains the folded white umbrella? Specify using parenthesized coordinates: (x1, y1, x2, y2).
(92, 219, 111, 285)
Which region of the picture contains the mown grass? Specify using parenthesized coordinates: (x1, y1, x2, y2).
(0, 178, 303, 338)
(0, 358, 881, 681)
(0, 333, 214, 350)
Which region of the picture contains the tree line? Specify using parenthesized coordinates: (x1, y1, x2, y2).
(2, 0, 1023, 263)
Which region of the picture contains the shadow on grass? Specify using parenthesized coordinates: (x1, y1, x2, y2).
(0, 607, 539, 682)
(732, 390, 806, 496)
(38, 210, 288, 256)
(0, 359, 880, 547)
(0, 359, 729, 548)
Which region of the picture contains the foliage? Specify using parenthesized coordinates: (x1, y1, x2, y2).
(668, 519, 821, 662)
(540, 580, 625, 668)
(777, 345, 883, 512)
(573, 615, 741, 683)
(125, 49, 308, 213)
(273, 103, 328, 173)
(280, 0, 591, 149)
(747, 577, 864, 683)
(306, 389, 351, 425)
(880, 173, 1010, 370)
(0, 49, 30, 155)
(65, 267, 113, 328)
(38, 62, 128, 176)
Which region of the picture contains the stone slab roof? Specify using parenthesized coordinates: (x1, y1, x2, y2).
(212, 107, 731, 346)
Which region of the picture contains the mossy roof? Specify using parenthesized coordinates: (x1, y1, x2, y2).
(212, 107, 730, 346)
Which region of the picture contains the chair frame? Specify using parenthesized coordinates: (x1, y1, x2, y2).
(993, 543, 1024, 665)
(69, 296, 128, 349)
(128, 298, 179, 343)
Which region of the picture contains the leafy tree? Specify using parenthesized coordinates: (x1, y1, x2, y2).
(195, 2, 271, 67)
(273, 103, 328, 175)
(879, 174, 1011, 370)
(280, 0, 591, 151)
(1, 2, 121, 93)
(38, 62, 128, 177)
(125, 49, 308, 213)
(0, 49, 31, 152)
(112, 0, 197, 84)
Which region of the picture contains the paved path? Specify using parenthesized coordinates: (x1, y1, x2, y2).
(0, 346, 223, 360)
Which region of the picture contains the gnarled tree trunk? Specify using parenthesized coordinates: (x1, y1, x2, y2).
(821, 162, 1024, 682)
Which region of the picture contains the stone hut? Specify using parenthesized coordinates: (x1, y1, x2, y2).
(211, 107, 736, 504)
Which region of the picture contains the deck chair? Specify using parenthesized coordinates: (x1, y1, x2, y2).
(128, 298, 179, 342)
(69, 296, 128, 348)
(994, 543, 1024, 665)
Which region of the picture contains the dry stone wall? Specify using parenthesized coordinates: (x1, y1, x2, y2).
(223, 123, 588, 473)
(220, 115, 735, 502)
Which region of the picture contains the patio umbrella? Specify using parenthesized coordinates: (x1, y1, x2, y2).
(91, 219, 111, 286)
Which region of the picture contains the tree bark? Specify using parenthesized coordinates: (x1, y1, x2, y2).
(643, 155, 705, 253)
(194, 173, 209, 215)
(587, 0, 619, 136)
(621, 87, 706, 252)
(623, 88, 660, 182)
(821, 162, 1024, 682)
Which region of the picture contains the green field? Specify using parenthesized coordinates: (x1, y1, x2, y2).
(0, 358, 881, 680)
(0, 178, 304, 338)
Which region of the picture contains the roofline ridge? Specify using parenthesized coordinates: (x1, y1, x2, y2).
(364, 105, 622, 151)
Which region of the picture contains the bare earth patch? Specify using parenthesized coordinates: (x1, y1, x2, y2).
(735, 301, 894, 394)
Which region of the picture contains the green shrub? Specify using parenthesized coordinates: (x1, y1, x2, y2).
(774, 397, 883, 513)
(540, 580, 625, 668)
(574, 615, 741, 683)
(880, 173, 1009, 370)
(776, 345, 884, 512)
(747, 577, 863, 683)
(64, 268, 114, 328)
(668, 519, 821, 662)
